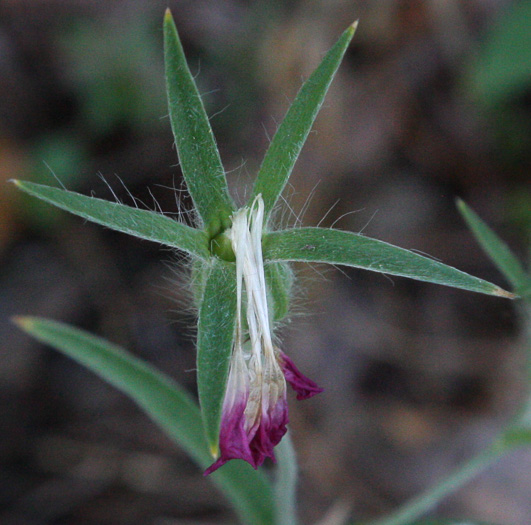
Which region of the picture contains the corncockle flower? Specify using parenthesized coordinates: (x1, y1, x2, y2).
(205, 196, 322, 475)
(13, 12, 517, 524)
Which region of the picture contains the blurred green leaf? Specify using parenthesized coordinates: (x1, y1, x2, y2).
(249, 22, 358, 224)
(464, 2, 531, 162)
(467, 1, 531, 106)
(502, 427, 531, 448)
(196, 259, 237, 456)
(60, 13, 166, 135)
(507, 188, 531, 232)
(364, 440, 509, 525)
(163, 9, 234, 237)
(13, 317, 274, 525)
(457, 199, 530, 295)
(263, 227, 514, 298)
(20, 133, 87, 230)
(14, 316, 209, 461)
(14, 180, 209, 258)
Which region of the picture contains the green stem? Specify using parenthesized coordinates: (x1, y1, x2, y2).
(274, 431, 299, 525)
(364, 438, 509, 525)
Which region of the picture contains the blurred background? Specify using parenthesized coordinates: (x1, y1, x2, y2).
(1, 0, 530, 523)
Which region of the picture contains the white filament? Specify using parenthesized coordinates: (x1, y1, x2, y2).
(228, 195, 285, 429)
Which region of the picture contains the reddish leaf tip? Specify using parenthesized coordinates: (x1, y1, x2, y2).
(493, 287, 518, 299)
(11, 316, 34, 330)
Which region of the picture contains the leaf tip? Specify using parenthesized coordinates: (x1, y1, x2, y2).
(11, 315, 34, 331)
(209, 441, 220, 459)
(163, 8, 176, 33)
(349, 20, 360, 34)
(492, 286, 518, 299)
(10, 179, 22, 188)
(455, 197, 467, 212)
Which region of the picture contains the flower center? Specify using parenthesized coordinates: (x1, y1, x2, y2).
(209, 229, 236, 261)
(228, 195, 285, 399)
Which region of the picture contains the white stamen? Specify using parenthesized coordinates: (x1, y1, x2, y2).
(228, 195, 285, 429)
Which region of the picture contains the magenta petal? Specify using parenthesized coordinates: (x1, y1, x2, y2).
(279, 352, 323, 400)
(248, 397, 289, 466)
(204, 396, 289, 475)
(204, 399, 254, 476)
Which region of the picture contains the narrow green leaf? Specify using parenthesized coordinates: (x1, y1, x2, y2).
(13, 180, 209, 259)
(13, 316, 274, 525)
(14, 317, 210, 463)
(457, 199, 530, 293)
(249, 22, 358, 223)
(364, 439, 509, 525)
(197, 259, 237, 456)
(163, 9, 234, 237)
(263, 228, 515, 298)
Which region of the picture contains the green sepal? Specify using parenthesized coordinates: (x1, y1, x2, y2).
(163, 9, 234, 237)
(263, 227, 514, 298)
(249, 21, 358, 224)
(189, 259, 210, 308)
(196, 259, 237, 457)
(13, 180, 209, 259)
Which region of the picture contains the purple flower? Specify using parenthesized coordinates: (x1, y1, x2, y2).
(205, 196, 322, 475)
(204, 343, 321, 475)
(204, 345, 289, 475)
